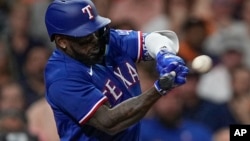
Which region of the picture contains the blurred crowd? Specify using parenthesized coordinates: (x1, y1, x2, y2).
(0, 0, 250, 141)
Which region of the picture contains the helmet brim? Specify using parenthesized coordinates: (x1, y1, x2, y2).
(67, 16, 111, 38)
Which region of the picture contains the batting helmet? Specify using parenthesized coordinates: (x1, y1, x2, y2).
(45, 0, 111, 41)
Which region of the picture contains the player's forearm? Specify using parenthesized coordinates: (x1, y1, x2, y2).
(106, 88, 160, 134)
(91, 86, 161, 135)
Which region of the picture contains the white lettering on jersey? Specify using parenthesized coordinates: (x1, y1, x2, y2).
(103, 79, 122, 100)
(114, 67, 132, 88)
(82, 5, 94, 19)
(126, 62, 139, 83)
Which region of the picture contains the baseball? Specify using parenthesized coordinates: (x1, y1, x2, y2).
(191, 55, 212, 73)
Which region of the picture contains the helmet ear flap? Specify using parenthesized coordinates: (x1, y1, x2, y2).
(97, 25, 110, 44)
(96, 25, 110, 56)
(105, 26, 110, 44)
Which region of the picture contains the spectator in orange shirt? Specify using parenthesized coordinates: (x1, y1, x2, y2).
(178, 17, 209, 65)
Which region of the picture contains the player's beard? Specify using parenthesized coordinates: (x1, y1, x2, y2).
(70, 43, 105, 66)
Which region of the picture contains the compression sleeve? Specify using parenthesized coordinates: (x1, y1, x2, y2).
(144, 30, 179, 58)
(107, 29, 179, 62)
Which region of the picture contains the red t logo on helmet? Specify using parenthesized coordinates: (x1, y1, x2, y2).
(82, 5, 94, 19)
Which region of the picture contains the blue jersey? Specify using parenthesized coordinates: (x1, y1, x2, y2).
(45, 29, 148, 141)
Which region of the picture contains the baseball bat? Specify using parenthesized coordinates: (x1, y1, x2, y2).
(158, 71, 176, 90)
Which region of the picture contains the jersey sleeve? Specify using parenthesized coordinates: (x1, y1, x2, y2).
(108, 29, 145, 62)
(47, 77, 108, 125)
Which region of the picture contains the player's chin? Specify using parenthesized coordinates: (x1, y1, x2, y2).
(88, 54, 104, 64)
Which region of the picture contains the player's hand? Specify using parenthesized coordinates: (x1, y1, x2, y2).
(154, 50, 189, 95)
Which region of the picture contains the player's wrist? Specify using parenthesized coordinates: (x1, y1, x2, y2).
(156, 49, 175, 59)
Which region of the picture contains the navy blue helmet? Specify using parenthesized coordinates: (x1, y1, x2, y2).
(45, 0, 111, 41)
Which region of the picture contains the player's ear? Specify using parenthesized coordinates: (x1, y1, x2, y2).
(55, 35, 68, 49)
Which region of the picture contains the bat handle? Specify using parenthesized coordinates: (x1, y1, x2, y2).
(155, 71, 176, 95)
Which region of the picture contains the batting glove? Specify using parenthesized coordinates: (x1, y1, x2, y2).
(154, 50, 189, 95)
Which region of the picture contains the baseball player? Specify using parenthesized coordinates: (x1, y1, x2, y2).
(44, 0, 189, 141)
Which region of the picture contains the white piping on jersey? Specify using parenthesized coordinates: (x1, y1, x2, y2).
(137, 31, 142, 63)
(79, 96, 108, 124)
